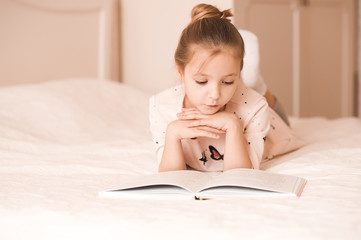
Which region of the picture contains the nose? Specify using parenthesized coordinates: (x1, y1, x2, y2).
(208, 83, 220, 101)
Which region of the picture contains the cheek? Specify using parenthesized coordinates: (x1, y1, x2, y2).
(184, 84, 201, 102)
(223, 86, 237, 100)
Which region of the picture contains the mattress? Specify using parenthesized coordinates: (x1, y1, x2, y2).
(0, 78, 360, 240)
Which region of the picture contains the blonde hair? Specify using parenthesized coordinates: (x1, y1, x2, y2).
(175, 4, 245, 72)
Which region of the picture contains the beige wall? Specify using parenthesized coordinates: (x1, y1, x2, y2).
(356, 0, 361, 117)
(233, 0, 356, 118)
(119, 0, 233, 94)
(119, 0, 360, 118)
(0, 0, 119, 86)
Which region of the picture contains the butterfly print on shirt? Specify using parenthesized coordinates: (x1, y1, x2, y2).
(209, 145, 224, 161)
(199, 151, 207, 165)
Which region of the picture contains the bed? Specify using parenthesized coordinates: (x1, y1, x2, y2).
(1, 1, 361, 240)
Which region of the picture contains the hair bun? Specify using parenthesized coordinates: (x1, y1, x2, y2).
(190, 4, 233, 24)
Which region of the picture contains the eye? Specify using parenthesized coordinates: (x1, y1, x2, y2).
(194, 79, 208, 85)
(223, 81, 234, 85)
(196, 81, 207, 85)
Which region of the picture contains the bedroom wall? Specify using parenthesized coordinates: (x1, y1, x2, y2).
(0, 0, 120, 86)
(118, 0, 361, 118)
(119, 0, 233, 94)
(356, 0, 361, 117)
(233, 0, 356, 118)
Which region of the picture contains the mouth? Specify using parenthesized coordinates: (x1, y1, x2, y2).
(206, 104, 219, 108)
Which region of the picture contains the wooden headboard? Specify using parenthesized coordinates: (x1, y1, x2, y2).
(0, 0, 119, 86)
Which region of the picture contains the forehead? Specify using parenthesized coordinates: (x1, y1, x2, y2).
(186, 46, 241, 73)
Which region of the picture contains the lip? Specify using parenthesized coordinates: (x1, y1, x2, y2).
(206, 105, 219, 108)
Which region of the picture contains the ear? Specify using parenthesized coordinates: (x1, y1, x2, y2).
(175, 65, 184, 82)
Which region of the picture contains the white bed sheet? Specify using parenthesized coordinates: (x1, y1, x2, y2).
(0, 78, 360, 240)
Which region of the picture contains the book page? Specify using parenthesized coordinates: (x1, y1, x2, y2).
(99, 185, 194, 200)
(110, 170, 213, 194)
(198, 168, 305, 195)
(196, 186, 293, 199)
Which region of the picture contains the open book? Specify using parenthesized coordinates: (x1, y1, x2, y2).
(99, 168, 307, 200)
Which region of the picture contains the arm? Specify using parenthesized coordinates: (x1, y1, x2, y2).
(159, 119, 222, 172)
(158, 122, 187, 172)
(222, 113, 252, 170)
(181, 109, 252, 171)
(149, 96, 222, 172)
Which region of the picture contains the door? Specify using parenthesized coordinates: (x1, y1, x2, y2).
(234, 0, 355, 118)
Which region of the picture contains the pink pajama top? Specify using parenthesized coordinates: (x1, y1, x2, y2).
(149, 83, 270, 171)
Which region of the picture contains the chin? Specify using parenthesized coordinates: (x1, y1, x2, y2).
(200, 106, 221, 115)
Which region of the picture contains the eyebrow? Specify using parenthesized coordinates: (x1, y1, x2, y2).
(193, 73, 238, 77)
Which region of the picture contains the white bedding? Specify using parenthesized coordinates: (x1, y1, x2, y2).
(0, 78, 360, 240)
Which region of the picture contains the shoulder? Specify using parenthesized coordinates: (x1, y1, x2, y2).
(226, 82, 268, 122)
(150, 85, 184, 106)
(229, 82, 267, 107)
(149, 85, 184, 123)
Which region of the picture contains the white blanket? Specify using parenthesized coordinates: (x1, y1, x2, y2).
(0, 78, 360, 240)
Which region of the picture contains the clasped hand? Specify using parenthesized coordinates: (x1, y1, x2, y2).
(167, 107, 242, 140)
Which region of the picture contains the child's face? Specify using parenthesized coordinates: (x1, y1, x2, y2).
(180, 48, 241, 114)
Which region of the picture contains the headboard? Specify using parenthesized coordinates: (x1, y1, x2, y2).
(0, 0, 119, 86)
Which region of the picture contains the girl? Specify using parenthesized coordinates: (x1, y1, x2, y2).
(149, 4, 300, 173)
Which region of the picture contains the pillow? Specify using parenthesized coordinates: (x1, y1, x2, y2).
(263, 108, 305, 160)
(239, 29, 267, 96)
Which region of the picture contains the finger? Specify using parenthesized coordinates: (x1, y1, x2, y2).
(197, 126, 226, 134)
(181, 107, 199, 112)
(188, 119, 226, 132)
(191, 129, 220, 139)
(180, 108, 203, 116)
(180, 107, 201, 113)
(186, 118, 226, 133)
(177, 111, 208, 120)
(187, 119, 212, 128)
